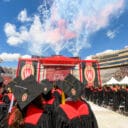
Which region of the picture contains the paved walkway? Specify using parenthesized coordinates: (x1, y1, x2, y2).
(89, 102, 128, 128)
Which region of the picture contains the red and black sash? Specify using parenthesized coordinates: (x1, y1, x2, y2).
(60, 100, 89, 119)
(52, 88, 62, 95)
(6, 93, 13, 101)
(24, 104, 43, 125)
(43, 97, 55, 105)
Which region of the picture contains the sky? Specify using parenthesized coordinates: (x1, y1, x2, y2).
(0, 0, 128, 67)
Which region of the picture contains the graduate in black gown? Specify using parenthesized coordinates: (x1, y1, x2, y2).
(0, 77, 22, 128)
(53, 74, 98, 128)
(41, 79, 56, 111)
(0, 100, 8, 128)
(2, 76, 21, 106)
(40, 79, 61, 127)
(51, 81, 62, 105)
(10, 75, 51, 128)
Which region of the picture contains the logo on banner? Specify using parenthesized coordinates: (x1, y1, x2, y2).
(21, 63, 34, 80)
(84, 65, 95, 83)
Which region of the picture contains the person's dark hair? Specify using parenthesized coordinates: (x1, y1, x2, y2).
(42, 91, 52, 100)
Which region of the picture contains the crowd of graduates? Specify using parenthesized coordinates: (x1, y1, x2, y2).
(0, 74, 98, 128)
(85, 84, 128, 114)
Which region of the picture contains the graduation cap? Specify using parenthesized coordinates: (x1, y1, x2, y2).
(22, 75, 36, 83)
(13, 77, 22, 84)
(40, 79, 53, 95)
(56, 80, 71, 95)
(12, 75, 43, 110)
(6, 76, 22, 93)
(65, 74, 75, 83)
(65, 74, 84, 87)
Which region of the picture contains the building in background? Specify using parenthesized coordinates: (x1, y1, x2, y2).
(92, 47, 128, 83)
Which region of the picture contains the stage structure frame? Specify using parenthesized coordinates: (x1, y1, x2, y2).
(16, 55, 101, 87)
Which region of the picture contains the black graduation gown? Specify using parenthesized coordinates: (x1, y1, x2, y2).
(23, 104, 51, 128)
(112, 89, 119, 111)
(43, 95, 60, 112)
(53, 100, 98, 128)
(0, 101, 8, 128)
(43, 95, 61, 127)
(103, 88, 111, 106)
(52, 89, 61, 105)
(97, 88, 103, 105)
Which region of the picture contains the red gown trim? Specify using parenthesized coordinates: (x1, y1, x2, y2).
(43, 97, 55, 105)
(24, 104, 43, 125)
(60, 100, 89, 119)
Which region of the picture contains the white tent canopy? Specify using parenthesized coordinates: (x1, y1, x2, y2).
(104, 77, 119, 85)
(119, 76, 128, 85)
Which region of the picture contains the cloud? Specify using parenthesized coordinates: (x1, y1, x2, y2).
(4, 23, 16, 37)
(20, 55, 31, 58)
(82, 0, 124, 33)
(106, 30, 117, 39)
(0, 53, 20, 61)
(4, 0, 125, 56)
(18, 9, 32, 22)
(85, 49, 116, 59)
(4, 23, 29, 45)
(4, 15, 76, 55)
(84, 49, 115, 60)
(0, 53, 31, 62)
(85, 55, 93, 60)
(96, 49, 115, 56)
(124, 45, 128, 48)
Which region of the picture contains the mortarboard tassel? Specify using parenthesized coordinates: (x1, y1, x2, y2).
(61, 91, 65, 104)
